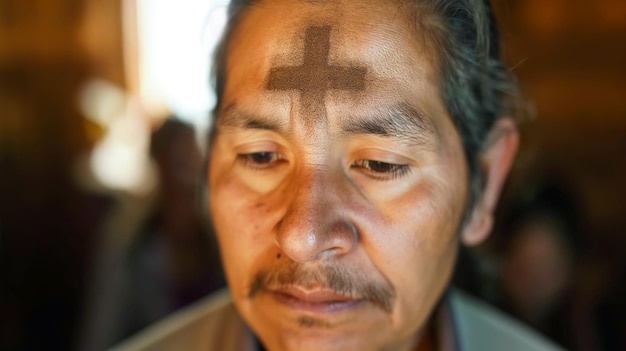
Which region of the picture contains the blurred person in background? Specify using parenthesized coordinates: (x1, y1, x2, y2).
(494, 182, 594, 350)
(79, 118, 224, 350)
(114, 118, 224, 340)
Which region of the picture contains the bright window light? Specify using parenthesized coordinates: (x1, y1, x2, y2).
(135, 0, 229, 129)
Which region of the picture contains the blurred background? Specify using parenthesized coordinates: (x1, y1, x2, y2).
(0, 0, 624, 350)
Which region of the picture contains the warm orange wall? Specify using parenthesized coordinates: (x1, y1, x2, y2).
(493, 0, 626, 248)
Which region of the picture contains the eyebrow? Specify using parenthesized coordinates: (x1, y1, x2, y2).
(340, 103, 436, 146)
(217, 102, 437, 146)
(217, 104, 285, 132)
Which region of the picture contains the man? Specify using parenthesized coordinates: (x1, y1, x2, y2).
(113, 0, 560, 350)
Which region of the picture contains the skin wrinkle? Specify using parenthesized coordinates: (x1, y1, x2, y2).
(219, 103, 287, 132)
(218, 102, 438, 149)
(340, 102, 436, 148)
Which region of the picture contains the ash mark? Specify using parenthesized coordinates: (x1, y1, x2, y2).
(266, 25, 367, 123)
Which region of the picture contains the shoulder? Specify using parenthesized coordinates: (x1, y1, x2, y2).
(450, 290, 564, 351)
(109, 289, 254, 351)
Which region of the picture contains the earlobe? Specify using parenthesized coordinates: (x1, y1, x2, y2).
(462, 206, 493, 246)
(462, 117, 519, 246)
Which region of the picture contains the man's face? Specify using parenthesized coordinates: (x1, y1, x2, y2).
(208, 1, 469, 350)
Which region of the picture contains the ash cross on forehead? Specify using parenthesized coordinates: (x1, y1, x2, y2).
(266, 26, 367, 121)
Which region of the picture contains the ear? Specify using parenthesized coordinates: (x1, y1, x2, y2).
(462, 117, 519, 246)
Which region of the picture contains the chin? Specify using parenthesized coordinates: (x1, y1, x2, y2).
(263, 329, 391, 351)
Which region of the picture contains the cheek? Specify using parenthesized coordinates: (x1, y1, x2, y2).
(369, 161, 466, 257)
(360, 153, 466, 324)
(209, 142, 274, 235)
(352, 194, 456, 339)
(378, 174, 462, 275)
(208, 159, 277, 297)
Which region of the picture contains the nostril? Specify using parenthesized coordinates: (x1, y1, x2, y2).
(315, 221, 359, 258)
(347, 222, 358, 243)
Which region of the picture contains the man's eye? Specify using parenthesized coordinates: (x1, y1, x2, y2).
(238, 152, 282, 169)
(351, 160, 410, 180)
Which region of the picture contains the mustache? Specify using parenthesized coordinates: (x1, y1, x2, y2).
(248, 261, 395, 313)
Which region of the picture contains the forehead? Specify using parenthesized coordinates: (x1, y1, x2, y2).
(222, 0, 443, 114)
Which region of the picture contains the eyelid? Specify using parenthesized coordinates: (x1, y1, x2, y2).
(350, 147, 415, 166)
(348, 147, 415, 181)
(238, 151, 284, 169)
(351, 159, 411, 181)
(234, 140, 282, 154)
(234, 140, 289, 171)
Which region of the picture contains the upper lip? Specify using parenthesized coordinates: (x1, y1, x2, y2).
(271, 285, 357, 303)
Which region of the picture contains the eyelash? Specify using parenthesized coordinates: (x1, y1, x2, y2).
(238, 152, 284, 169)
(351, 160, 410, 180)
(238, 152, 410, 180)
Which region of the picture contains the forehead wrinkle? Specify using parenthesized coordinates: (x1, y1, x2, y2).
(340, 102, 437, 147)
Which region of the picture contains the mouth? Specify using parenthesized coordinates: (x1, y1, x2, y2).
(267, 286, 366, 314)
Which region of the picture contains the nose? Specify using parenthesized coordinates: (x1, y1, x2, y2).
(276, 167, 358, 263)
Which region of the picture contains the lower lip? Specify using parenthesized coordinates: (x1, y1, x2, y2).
(269, 291, 366, 314)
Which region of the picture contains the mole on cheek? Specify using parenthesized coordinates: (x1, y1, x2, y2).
(265, 25, 367, 124)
